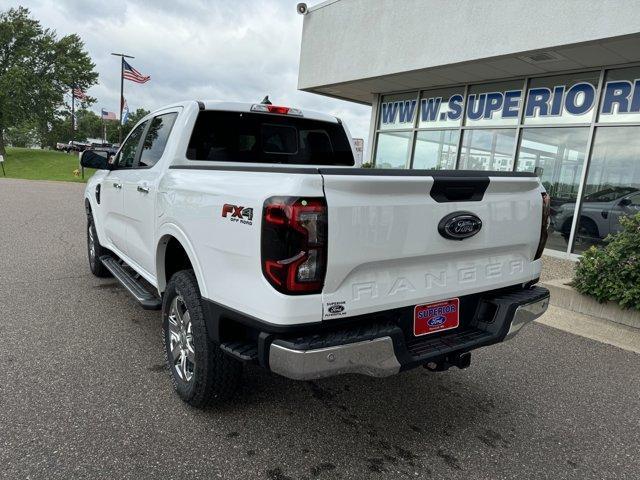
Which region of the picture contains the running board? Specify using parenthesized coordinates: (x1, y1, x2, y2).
(220, 341, 258, 362)
(99, 255, 162, 310)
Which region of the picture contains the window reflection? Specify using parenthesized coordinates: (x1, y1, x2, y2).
(573, 127, 640, 253)
(516, 128, 589, 252)
(412, 130, 459, 169)
(458, 129, 516, 171)
(375, 131, 412, 168)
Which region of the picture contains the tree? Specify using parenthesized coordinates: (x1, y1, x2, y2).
(5, 120, 37, 148)
(105, 108, 150, 144)
(0, 7, 98, 154)
(75, 109, 102, 141)
(38, 111, 71, 148)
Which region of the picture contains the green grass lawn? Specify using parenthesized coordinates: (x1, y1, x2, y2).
(1, 147, 95, 183)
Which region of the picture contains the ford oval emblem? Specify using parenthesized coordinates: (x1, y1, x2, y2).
(328, 305, 345, 314)
(438, 211, 482, 241)
(428, 315, 446, 327)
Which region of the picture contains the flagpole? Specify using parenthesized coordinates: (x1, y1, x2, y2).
(110, 52, 134, 144)
(71, 86, 75, 153)
(119, 57, 124, 143)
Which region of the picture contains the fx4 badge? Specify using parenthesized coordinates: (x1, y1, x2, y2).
(222, 204, 254, 225)
(438, 211, 482, 240)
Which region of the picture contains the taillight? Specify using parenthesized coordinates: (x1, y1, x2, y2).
(534, 192, 551, 260)
(261, 196, 327, 294)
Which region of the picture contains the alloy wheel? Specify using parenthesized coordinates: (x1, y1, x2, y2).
(167, 295, 196, 383)
(88, 224, 96, 267)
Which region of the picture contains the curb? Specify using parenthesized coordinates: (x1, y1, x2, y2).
(541, 278, 640, 330)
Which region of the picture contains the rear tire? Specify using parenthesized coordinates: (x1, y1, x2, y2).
(87, 217, 111, 278)
(162, 270, 242, 408)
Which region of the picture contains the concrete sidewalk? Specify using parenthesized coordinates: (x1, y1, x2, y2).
(537, 305, 640, 354)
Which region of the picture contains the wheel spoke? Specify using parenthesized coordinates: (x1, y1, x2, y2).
(179, 352, 188, 380)
(169, 296, 179, 319)
(185, 320, 195, 363)
(174, 296, 185, 324)
(170, 339, 182, 362)
(168, 313, 180, 330)
(185, 344, 195, 363)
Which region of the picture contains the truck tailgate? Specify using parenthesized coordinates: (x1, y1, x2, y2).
(320, 170, 543, 320)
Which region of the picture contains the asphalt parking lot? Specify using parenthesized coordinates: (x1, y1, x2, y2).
(1, 178, 639, 480)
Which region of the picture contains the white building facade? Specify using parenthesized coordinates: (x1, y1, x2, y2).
(298, 0, 640, 257)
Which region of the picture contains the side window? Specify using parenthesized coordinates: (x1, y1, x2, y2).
(138, 113, 178, 167)
(117, 121, 148, 168)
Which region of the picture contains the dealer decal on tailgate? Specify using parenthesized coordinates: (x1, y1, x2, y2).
(414, 298, 460, 336)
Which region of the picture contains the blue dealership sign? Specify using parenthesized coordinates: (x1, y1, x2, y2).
(379, 77, 640, 128)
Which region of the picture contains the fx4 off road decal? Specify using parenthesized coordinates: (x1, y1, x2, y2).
(222, 204, 253, 225)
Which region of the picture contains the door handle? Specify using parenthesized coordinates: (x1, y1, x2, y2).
(137, 185, 150, 194)
(112, 182, 122, 189)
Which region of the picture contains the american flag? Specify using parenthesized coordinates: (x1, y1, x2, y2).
(101, 109, 117, 121)
(123, 59, 150, 84)
(73, 87, 87, 99)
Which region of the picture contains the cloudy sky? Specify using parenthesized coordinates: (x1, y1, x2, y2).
(6, 0, 371, 144)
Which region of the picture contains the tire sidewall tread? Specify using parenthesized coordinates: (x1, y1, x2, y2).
(162, 269, 241, 408)
(87, 216, 111, 278)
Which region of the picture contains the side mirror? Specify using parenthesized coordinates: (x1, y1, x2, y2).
(80, 150, 112, 170)
(619, 197, 632, 207)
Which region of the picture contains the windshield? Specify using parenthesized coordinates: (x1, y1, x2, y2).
(583, 187, 638, 202)
(186, 111, 354, 166)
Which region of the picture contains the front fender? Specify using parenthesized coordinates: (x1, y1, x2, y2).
(84, 175, 108, 246)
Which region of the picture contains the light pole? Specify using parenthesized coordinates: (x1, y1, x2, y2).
(110, 52, 134, 144)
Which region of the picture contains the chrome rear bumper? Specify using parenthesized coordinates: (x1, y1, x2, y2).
(505, 295, 550, 340)
(269, 337, 401, 381)
(267, 286, 550, 381)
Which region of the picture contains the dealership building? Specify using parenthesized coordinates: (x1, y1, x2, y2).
(298, 0, 640, 257)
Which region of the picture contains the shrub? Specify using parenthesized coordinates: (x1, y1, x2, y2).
(573, 212, 640, 311)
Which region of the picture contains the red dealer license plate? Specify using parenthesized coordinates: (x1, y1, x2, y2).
(413, 298, 460, 336)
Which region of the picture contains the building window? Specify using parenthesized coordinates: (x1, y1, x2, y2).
(412, 130, 459, 169)
(418, 87, 464, 129)
(573, 126, 640, 253)
(458, 129, 517, 171)
(371, 67, 640, 257)
(378, 92, 418, 131)
(375, 131, 412, 168)
(523, 71, 600, 126)
(598, 66, 640, 124)
(515, 127, 590, 252)
(464, 80, 524, 128)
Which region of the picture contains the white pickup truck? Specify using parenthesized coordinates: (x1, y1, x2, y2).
(81, 100, 550, 408)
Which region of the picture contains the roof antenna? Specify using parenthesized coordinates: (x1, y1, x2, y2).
(261, 95, 272, 105)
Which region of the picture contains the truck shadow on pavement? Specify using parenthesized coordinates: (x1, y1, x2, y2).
(190, 358, 514, 477)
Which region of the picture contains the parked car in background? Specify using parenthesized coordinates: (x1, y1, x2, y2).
(56, 141, 90, 153)
(85, 142, 119, 157)
(551, 187, 640, 245)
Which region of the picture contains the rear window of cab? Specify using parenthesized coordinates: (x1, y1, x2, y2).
(186, 111, 354, 166)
